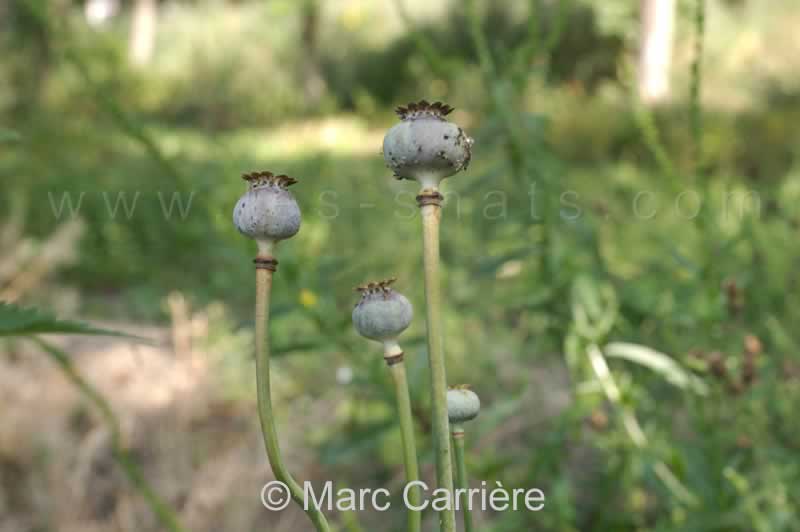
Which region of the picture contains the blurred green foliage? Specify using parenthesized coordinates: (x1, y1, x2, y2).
(3, 0, 800, 530)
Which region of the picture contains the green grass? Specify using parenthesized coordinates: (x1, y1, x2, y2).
(6, 103, 800, 529)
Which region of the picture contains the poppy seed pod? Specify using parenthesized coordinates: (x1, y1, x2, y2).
(352, 279, 413, 357)
(233, 171, 301, 256)
(383, 100, 473, 191)
(447, 386, 481, 424)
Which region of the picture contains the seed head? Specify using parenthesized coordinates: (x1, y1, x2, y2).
(447, 385, 480, 424)
(352, 278, 413, 349)
(233, 171, 301, 255)
(383, 100, 473, 192)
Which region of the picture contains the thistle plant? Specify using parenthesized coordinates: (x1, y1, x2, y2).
(352, 278, 421, 532)
(233, 171, 330, 532)
(447, 386, 481, 532)
(383, 100, 473, 532)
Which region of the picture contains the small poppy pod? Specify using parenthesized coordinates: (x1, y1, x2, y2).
(447, 386, 481, 424)
(352, 279, 413, 351)
(383, 100, 473, 191)
(233, 171, 301, 255)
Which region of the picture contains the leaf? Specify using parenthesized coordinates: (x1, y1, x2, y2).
(0, 302, 144, 340)
(604, 341, 708, 395)
(570, 275, 618, 341)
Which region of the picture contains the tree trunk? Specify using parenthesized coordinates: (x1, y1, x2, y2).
(129, 0, 157, 66)
(638, 0, 675, 104)
(300, 0, 326, 105)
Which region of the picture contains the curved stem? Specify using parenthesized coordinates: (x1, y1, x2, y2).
(452, 426, 474, 532)
(255, 267, 331, 532)
(420, 202, 457, 532)
(388, 360, 422, 532)
(33, 338, 185, 532)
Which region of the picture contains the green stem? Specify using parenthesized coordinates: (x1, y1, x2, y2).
(689, 0, 711, 241)
(420, 202, 457, 532)
(389, 360, 422, 532)
(689, 0, 706, 177)
(632, 100, 676, 177)
(452, 425, 474, 532)
(33, 338, 185, 532)
(255, 267, 331, 532)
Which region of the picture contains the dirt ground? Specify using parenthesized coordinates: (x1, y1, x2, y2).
(0, 322, 323, 532)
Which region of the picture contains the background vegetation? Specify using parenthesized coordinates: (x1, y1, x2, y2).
(2, 0, 800, 530)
